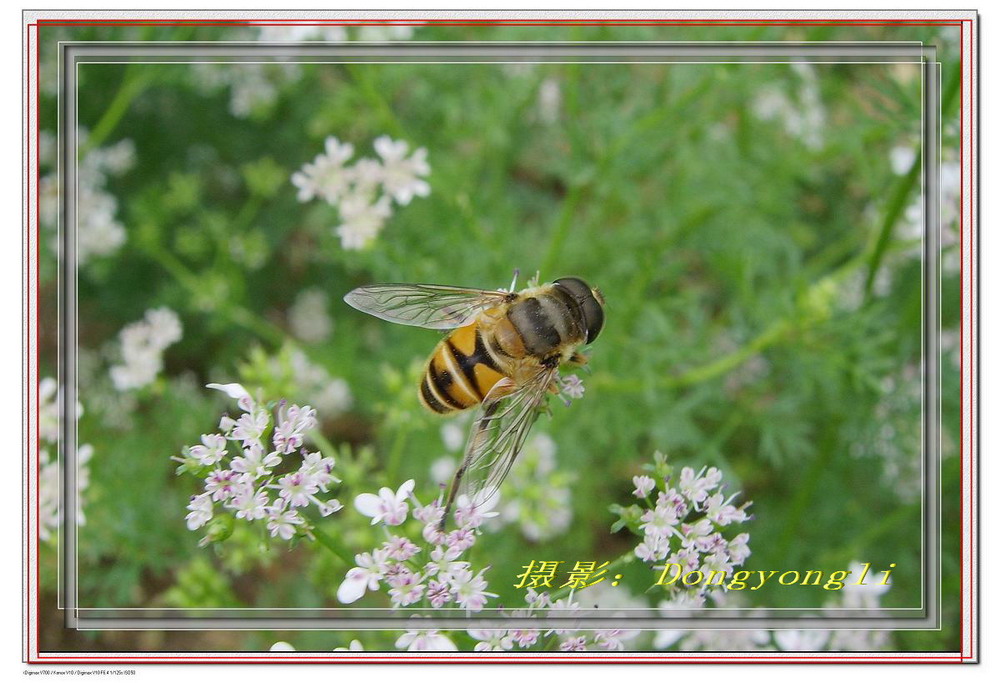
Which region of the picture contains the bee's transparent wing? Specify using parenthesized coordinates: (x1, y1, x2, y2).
(344, 283, 509, 330)
(445, 365, 560, 517)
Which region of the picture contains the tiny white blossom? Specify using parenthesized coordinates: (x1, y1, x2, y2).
(774, 629, 831, 651)
(206, 382, 252, 404)
(204, 469, 242, 502)
(266, 497, 305, 539)
(335, 195, 392, 250)
(276, 471, 319, 508)
(441, 422, 465, 451)
(395, 630, 457, 652)
(373, 136, 431, 205)
(559, 374, 585, 400)
(632, 475, 655, 498)
(357, 25, 415, 41)
(333, 640, 365, 651)
(258, 25, 348, 42)
(537, 77, 562, 124)
(190, 433, 228, 467)
(449, 567, 497, 611)
(453, 493, 499, 529)
(231, 485, 269, 521)
(337, 550, 388, 604)
(430, 456, 457, 486)
(185, 494, 213, 530)
(288, 288, 333, 343)
(387, 569, 426, 607)
(890, 145, 917, 175)
(354, 479, 415, 526)
(841, 561, 892, 608)
(468, 629, 515, 651)
(109, 308, 183, 391)
(231, 444, 282, 480)
(291, 136, 355, 203)
(678, 466, 722, 504)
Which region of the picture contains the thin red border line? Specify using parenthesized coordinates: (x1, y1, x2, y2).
(34, 21, 965, 27)
(962, 13, 978, 658)
(27, 16, 972, 665)
(956, 18, 963, 660)
(965, 15, 971, 660)
(30, 19, 39, 664)
(33, 658, 965, 664)
(33, 17, 964, 23)
(24, 19, 32, 664)
(963, 15, 974, 662)
(27, 16, 971, 664)
(26, 15, 974, 663)
(32, 654, 964, 663)
(959, 18, 965, 660)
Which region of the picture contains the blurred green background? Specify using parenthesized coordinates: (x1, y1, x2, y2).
(36, 21, 963, 652)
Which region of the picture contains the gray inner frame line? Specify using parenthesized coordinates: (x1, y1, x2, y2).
(57, 41, 941, 631)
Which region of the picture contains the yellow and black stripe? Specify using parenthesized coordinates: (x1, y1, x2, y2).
(419, 323, 506, 414)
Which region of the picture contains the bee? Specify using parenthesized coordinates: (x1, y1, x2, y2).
(344, 273, 605, 524)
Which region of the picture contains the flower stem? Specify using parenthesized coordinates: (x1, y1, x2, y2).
(308, 430, 339, 459)
(310, 525, 354, 567)
(80, 66, 152, 156)
(386, 422, 410, 483)
(139, 244, 286, 347)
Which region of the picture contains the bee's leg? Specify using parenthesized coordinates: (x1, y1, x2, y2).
(508, 269, 520, 293)
(567, 352, 589, 367)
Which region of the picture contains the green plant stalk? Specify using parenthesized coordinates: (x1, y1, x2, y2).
(346, 64, 408, 140)
(140, 244, 287, 346)
(80, 67, 152, 156)
(310, 525, 355, 567)
(385, 422, 411, 483)
(862, 64, 962, 300)
(79, 27, 196, 154)
(309, 430, 339, 461)
(540, 71, 717, 277)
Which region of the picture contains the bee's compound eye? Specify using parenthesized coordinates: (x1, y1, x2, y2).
(554, 277, 604, 343)
(553, 277, 590, 299)
(582, 295, 604, 343)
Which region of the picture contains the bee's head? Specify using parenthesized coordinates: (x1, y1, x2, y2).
(553, 277, 605, 344)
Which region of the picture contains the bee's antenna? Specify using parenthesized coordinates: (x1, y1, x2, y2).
(508, 268, 520, 292)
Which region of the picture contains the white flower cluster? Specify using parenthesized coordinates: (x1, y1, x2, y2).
(39, 136, 135, 264)
(257, 25, 348, 42)
(752, 63, 826, 150)
(38, 377, 92, 541)
(893, 144, 961, 274)
(467, 588, 639, 652)
(493, 433, 574, 542)
(109, 307, 183, 391)
(336, 481, 498, 613)
(288, 288, 333, 343)
(291, 136, 430, 250)
(256, 25, 414, 42)
(536, 77, 562, 124)
(274, 348, 353, 418)
(617, 451, 752, 602)
(432, 430, 575, 542)
(656, 562, 893, 652)
(193, 63, 302, 119)
(177, 383, 342, 545)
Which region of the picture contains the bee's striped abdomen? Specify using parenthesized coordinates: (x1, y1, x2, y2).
(419, 323, 506, 415)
